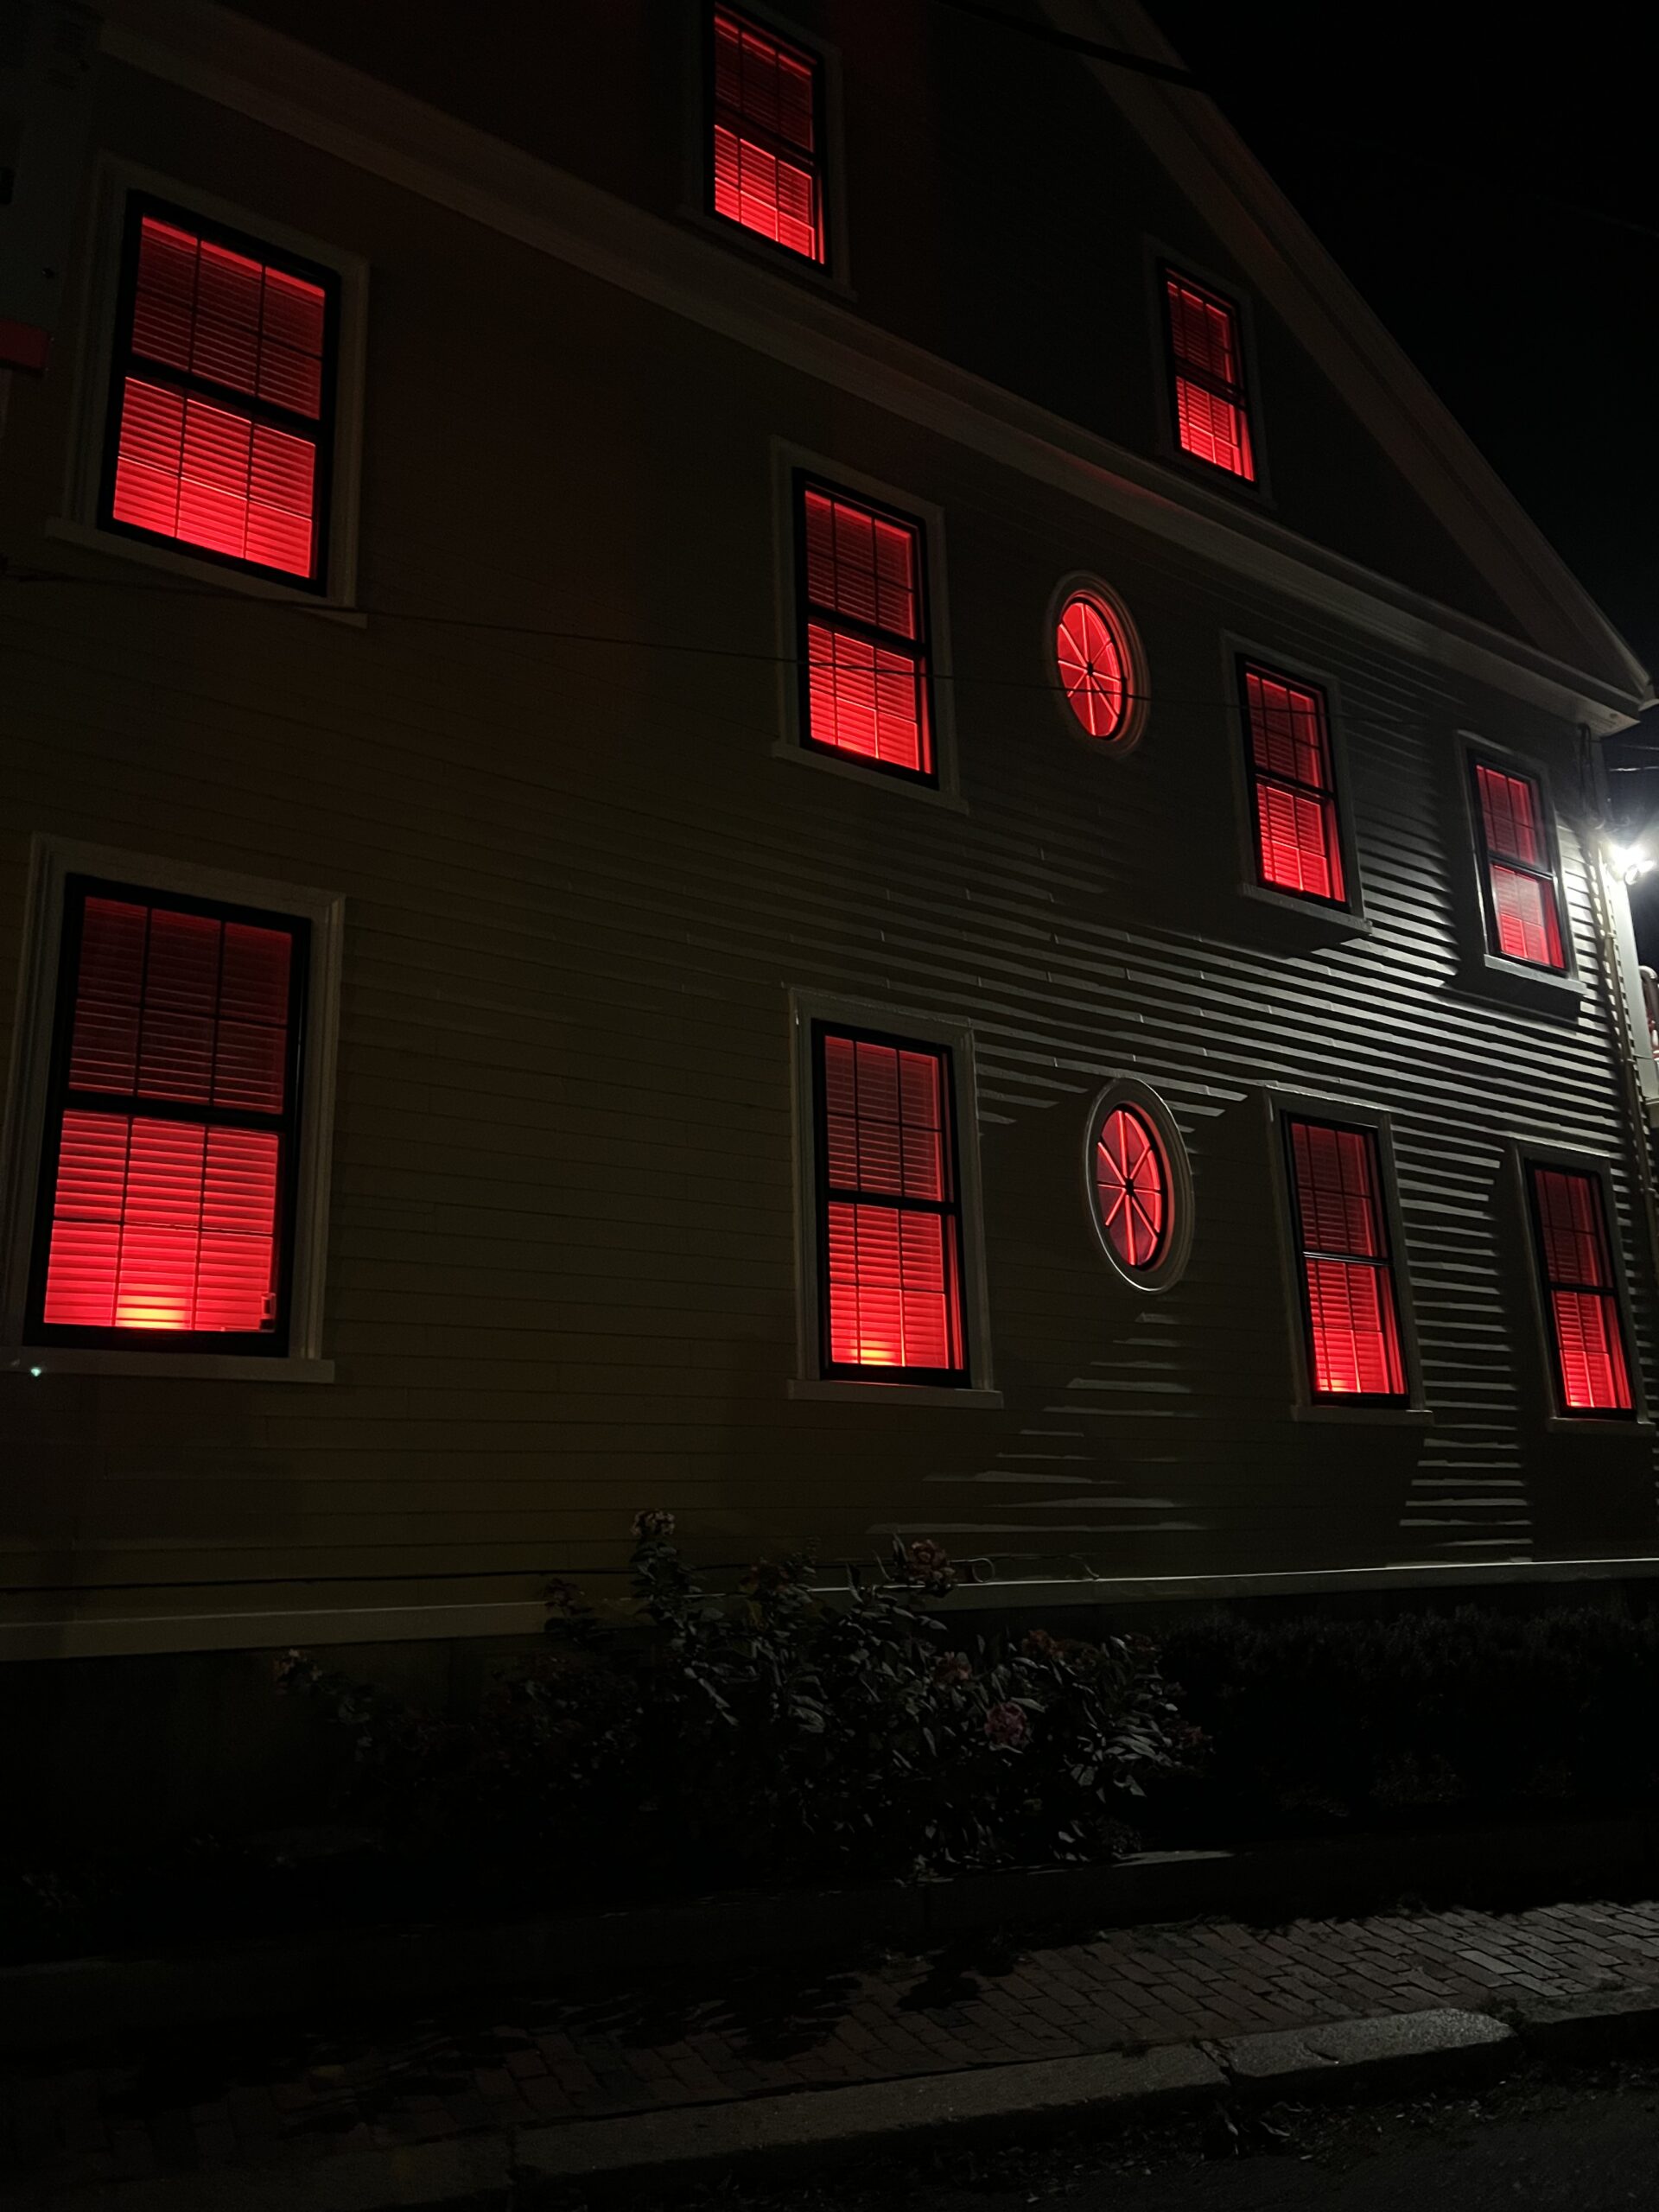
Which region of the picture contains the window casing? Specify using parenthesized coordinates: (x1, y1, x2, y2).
(1240, 662, 1346, 906)
(796, 475, 935, 783)
(1055, 590, 1128, 742)
(1470, 757, 1568, 973)
(708, 6, 827, 264)
(26, 880, 307, 1353)
(1282, 1116, 1408, 1403)
(99, 197, 340, 591)
(1161, 268, 1256, 482)
(1524, 1162, 1634, 1419)
(811, 1023, 967, 1382)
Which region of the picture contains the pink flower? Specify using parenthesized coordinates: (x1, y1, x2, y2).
(932, 1652, 973, 1688)
(985, 1701, 1028, 1749)
(631, 1510, 677, 1541)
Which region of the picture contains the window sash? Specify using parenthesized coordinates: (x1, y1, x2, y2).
(1524, 1163, 1634, 1419)
(99, 194, 340, 591)
(811, 1022, 968, 1382)
(1162, 267, 1255, 479)
(1239, 661, 1346, 905)
(794, 475, 936, 783)
(26, 878, 308, 1354)
(1470, 758, 1567, 971)
(1282, 1115, 1408, 1404)
(708, 7, 827, 264)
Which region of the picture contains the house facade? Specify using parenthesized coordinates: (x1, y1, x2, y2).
(3, 0, 1658, 1734)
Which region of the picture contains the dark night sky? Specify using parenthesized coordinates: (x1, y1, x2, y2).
(1144, 1, 1659, 947)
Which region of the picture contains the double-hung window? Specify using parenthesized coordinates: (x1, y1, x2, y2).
(1282, 1116, 1408, 1402)
(1240, 663, 1346, 905)
(101, 197, 339, 588)
(28, 880, 307, 1351)
(709, 7, 826, 264)
(797, 477, 934, 781)
(1162, 268, 1256, 483)
(812, 1024, 966, 1381)
(1470, 758, 1568, 973)
(1524, 1162, 1633, 1418)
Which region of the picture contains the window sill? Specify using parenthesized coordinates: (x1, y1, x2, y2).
(43, 518, 367, 626)
(1239, 880, 1372, 938)
(1459, 949, 1586, 1012)
(679, 204, 856, 301)
(5, 1350, 334, 1382)
(772, 740, 967, 812)
(1544, 1414, 1654, 1438)
(1290, 1402, 1433, 1426)
(788, 1377, 1003, 1408)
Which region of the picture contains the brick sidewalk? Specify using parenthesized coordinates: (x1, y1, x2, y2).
(8, 1897, 1659, 2195)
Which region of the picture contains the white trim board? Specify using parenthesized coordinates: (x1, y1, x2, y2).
(0, 1598, 547, 1662)
(94, 0, 1649, 736)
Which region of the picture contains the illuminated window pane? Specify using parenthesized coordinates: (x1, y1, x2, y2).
(1242, 664, 1346, 904)
(799, 482, 933, 780)
(1472, 761, 1567, 972)
(1094, 1105, 1169, 1271)
(1285, 1118, 1407, 1401)
(1165, 270, 1256, 482)
(1527, 1165, 1632, 1414)
(711, 8, 825, 264)
(1056, 592, 1130, 741)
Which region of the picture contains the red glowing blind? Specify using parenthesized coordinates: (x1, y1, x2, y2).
(104, 204, 334, 583)
(817, 1029, 965, 1377)
(34, 888, 301, 1342)
(1055, 592, 1129, 741)
(1472, 761, 1566, 971)
(711, 8, 824, 263)
(1284, 1118, 1406, 1401)
(799, 482, 932, 779)
(1242, 664, 1345, 904)
(1164, 270, 1255, 481)
(1527, 1166, 1632, 1414)
(1094, 1106, 1168, 1271)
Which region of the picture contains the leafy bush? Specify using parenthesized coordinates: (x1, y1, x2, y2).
(1153, 1603, 1659, 1840)
(276, 1517, 1192, 1891)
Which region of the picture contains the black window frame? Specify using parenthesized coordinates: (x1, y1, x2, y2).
(1281, 1111, 1409, 1408)
(98, 192, 342, 595)
(1522, 1156, 1636, 1423)
(811, 1018, 969, 1385)
(704, 3, 830, 270)
(1466, 752, 1570, 976)
(1160, 262, 1259, 486)
(26, 875, 310, 1357)
(1237, 656, 1350, 911)
(793, 471, 938, 789)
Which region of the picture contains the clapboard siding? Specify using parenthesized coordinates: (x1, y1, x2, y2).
(0, 57, 1654, 1646)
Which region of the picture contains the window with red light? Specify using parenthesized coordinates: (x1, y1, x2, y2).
(1056, 591, 1130, 742)
(28, 881, 305, 1351)
(1282, 1116, 1408, 1402)
(1471, 759, 1567, 972)
(1162, 269, 1256, 482)
(1241, 663, 1346, 905)
(100, 199, 337, 588)
(814, 1026, 966, 1381)
(709, 7, 825, 264)
(1525, 1163, 1633, 1417)
(798, 478, 934, 780)
(1093, 1105, 1168, 1272)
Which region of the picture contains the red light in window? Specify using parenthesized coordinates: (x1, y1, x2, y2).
(37, 890, 296, 1341)
(1166, 273, 1255, 481)
(1243, 666, 1344, 903)
(1529, 1166, 1631, 1414)
(802, 486, 931, 778)
(1055, 592, 1128, 741)
(1474, 762, 1566, 971)
(107, 213, 328, 581)
(1287, 1119, 1405, 1399)
(711, 10, 824, 263)
(820, 1033, 963, 1375)
(1094, 1105, 1168, 1270)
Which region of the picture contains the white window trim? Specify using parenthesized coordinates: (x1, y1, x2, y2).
(1083, 1076, 1193, 1294)
(787, 988, 1000, 1405)
(769, 440, 966, 810)
(0, 835, 343, 1380)
(48, 154, 369, 619)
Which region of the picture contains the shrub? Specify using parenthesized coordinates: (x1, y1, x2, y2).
(276, 1519, 1191, 1891)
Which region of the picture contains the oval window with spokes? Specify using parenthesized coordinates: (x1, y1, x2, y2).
(1056, 590, 1128, 741)
(1085, 1081, 1192, 1291)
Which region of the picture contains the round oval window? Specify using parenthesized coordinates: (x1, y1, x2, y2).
(1094, 1104, 1170, 1273)
(1055, 589, 1130, 741)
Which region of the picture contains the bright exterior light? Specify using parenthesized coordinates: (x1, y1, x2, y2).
(1609, 842, 1656, 885)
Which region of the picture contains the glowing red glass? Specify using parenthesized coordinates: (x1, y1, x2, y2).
(711, 9, 824, 263)
(1095, 1105, 1168, 1270)
(1056, 593, 1128, 741)
(820, 1032, 963, 1374)
(107, 213, 328, 581)
(1474, 762, 1566, 970)
(1287, 1119, 1405, 1399)
(1529, 1166, 1631, 1414)
(802, 485, 931, 777)
(1166, 272, 1255, 481)
(1243, 665, 1344, 903)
